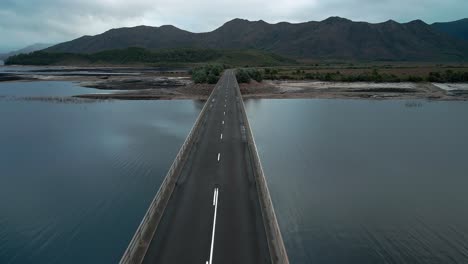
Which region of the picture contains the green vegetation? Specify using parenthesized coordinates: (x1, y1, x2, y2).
(426, 70, 468, 82)
(235, 68, 264, 83)
(301, 70, 414, 82)
(191, 64, 224, 84)
(5, 47, 296, 67)
(7, 49, 468, 83)
(261, 67, 468, 83)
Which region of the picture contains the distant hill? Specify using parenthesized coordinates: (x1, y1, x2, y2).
(0, 43, 53, 60)
(45, 17, 468, 61)
(432, 18, 468, 41)
(5, 47, 295, 66)
(46, 26, 195, 54)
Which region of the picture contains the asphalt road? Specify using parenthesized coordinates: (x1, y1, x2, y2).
(142, 70, 270, 264)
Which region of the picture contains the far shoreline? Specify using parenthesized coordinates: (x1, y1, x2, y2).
(1, 65, 467, 102)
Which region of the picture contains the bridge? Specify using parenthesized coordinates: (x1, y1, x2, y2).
(120, 70, 289, 264)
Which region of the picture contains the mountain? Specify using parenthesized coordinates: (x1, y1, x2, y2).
(46, 17, 468, 61)
(432, 18, 468, 41)
(0, 43, 54, 60)
(5, 47, 295, 66)
(46, 26, 195, 54)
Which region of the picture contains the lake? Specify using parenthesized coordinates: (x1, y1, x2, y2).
(2, 80, 468, 264)
(245, 99, 468, 264)
(0, 81, 120, 97)
(0, 81, 201, 263)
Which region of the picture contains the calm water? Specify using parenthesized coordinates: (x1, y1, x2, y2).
(0, 86, 201, 263)
(0, 81, 119, 97)
(245, 99, 468, 264)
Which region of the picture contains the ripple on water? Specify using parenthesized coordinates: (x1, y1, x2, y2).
(0, 99, 199, 263)
(246, 99, 468, 264)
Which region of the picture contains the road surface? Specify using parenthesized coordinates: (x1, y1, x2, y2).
(141, 70, 271, 264)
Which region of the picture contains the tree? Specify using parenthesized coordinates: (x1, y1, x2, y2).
(236, 69, 251, 83)
(192, 70, 207, 83)
(248, 69, 263, 82)
(207, 73, 218, 84)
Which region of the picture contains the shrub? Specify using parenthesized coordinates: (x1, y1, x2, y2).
(247, 69, 263, 82)
(427, 72, 442, 82)
(236, 69, 251, 83)
(207, 73, 218, 84)
(235, 68, 264, 83)
(407, 75, 423, 82)
(192, 69, 207, 83)
(191, 64, 224, 84)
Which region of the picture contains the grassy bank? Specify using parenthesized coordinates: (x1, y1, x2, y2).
(5, 47, 296, 67)
(260, 64, 468, 82)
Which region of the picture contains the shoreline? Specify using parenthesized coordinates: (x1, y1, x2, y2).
(74, 79, 468, 101)
(1, 67, 467, 101)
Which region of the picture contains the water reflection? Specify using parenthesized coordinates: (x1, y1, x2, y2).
(0, 81, 118, 97)
(193, 99, 206, 111)
(0, 99, 199, 264)
(246, 99, 468, 264)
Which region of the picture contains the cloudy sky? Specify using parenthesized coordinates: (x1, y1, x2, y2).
(0, 0, 467, 52)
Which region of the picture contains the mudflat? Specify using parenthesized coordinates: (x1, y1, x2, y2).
(1, 66, 467, 101)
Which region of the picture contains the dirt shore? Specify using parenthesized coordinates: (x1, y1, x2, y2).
(75, 77, 468, 101)
(1, 67, 467, 101)
(239, 80, 468, 101)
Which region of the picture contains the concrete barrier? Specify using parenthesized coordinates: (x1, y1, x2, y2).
(233, 74, 290, 264)
(119, 79, 220, 264)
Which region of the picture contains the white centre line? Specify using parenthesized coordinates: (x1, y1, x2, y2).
(208, 188, 219, 264)
(222, 120, 224, 125)
(212, 188, 217, 206)
(220, 133, 223, 140)
(223, 111, 225, 116)
(217, 153, 220, 162)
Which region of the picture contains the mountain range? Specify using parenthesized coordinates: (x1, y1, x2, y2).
(432, 18, 468, 41)
(35, 17, 468, 61)
(0, 43, 53, 60)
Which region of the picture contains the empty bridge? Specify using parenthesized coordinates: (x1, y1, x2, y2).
(120, 70, 288, 264)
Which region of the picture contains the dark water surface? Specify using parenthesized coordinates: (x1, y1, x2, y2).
(0, 97, 201, 263)
(245, 99, 468, 264)
(0, 81, 118, 97)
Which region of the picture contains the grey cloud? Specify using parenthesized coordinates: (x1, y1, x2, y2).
(0, 0, 467, 52)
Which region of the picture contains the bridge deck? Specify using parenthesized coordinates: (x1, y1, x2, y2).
(141, 70, 271, 264)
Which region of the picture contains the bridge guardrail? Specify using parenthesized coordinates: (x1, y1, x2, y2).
(120, 76, 221, 264)
(233, 72, 290, 264)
